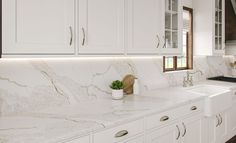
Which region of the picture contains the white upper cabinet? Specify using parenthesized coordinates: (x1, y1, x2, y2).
(2, 0, 183, 56)
(193, 0, 225, 56)
(78, 0, 125, 54)
(162, 0, 183, 55)
(2, 0, 75, 55)
(126, 0, 183, 55)
(126, 0, 165, 54)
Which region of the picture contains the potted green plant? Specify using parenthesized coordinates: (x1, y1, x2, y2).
(110, 80, 124, 100)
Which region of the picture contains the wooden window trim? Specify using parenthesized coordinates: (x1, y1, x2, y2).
(163, 7, 193, 72)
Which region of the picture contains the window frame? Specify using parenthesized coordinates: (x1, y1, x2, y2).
(163, 6, 193, 72)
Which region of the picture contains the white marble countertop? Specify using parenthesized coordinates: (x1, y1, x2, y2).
(0, 87, 205, 143)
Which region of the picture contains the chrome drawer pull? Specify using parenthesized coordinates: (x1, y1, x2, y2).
(114, 130, 128, 138)
(191, 106, 197, 111)
(219, 114, 223, 125)
(156, 34, 160, 48)
(216, 115, 220, 127)
(69, 26, 73, 46)
(160, 116, 169, 122)
(176, 125, 180, 140)
(182, 122, 187, 137)
(82, 27, 85, 46)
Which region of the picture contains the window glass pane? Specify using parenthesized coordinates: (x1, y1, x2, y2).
(165, 57, 174, 69)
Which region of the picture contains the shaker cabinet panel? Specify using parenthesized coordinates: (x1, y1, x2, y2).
(78, 0, 125, 54)
(146, 124, 180, 143)
(126, 0, 165, 54)
(2, 0, 75, 54)
(181, 115, 203, 143)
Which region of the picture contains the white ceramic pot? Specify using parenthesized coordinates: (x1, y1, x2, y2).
(112, 89, 124, 100)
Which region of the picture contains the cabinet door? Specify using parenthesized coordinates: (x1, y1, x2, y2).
(146, 124, 180, 143)
(3, 0, 75, 54)
(228, 101, 236, 140)
(216, 112, 227, 143)
(126, 0, 165, 54)
(161, 0, 183, 55)
(213, 0, 225, 55)
(181, 115, 203, 143)
(78, 0, 124, 54)
(208, 113, 228, 143)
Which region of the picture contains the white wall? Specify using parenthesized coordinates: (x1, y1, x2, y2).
(183, 0, 193, 8)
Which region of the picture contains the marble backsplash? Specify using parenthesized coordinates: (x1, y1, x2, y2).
(0, 56, 233, 116)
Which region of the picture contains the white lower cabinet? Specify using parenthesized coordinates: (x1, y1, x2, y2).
(205, 112, 228, 143)
(227, 100, 236, 140)
(146, 114, 203, 143)
(146, 124, 179, 143)
(64, 101, 204, 143)
(181, 115, 203, 143)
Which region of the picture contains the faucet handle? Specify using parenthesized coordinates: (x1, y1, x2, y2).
(183, 77, 188, 87)
(189, 76, 193, 86)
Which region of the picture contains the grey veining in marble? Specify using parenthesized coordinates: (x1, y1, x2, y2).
(0, 55, 234, 142)
(0, 56, 233, 115)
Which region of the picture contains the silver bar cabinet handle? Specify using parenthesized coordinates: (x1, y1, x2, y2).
(216, 115, 220, 127)
(156, 34, 160, 48)
(182, 122, 187, 137)
(219, 114, 223, 125)
(69, 26, 73, 46)
(176, 125, 180, 140)
(114, 130, 128, 138)
(82, 27, 85, 46)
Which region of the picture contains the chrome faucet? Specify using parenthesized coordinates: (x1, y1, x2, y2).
(183, 70, 203, 87)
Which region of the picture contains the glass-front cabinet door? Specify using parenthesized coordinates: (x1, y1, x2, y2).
(214, 0, 225, 54)
(162, 0, 182, 55)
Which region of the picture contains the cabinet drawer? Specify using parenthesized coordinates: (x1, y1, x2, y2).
(146, 101, 203, 130)
(64, 135, 90, 143)
(174, 101, 203, 118)
(93, 119, 144, 143)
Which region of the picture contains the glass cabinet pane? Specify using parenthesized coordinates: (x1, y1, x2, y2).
(219, 24, 222, 36)
(215, 38, 219, 50)
(165, 13, 171, 29)
(215, 10, 219, 22)
(219, 37, 222, 50)
(165, 31, 171, 48)
(172, 32, 178, 48)
(219, 0, 222, 10)
(172, 14, 178, 30)
(215, 0, 219, 9)
(172, 0, 178, 12)
(165, 0, 171, 11)
(219, 11, 222, 23)
(215, 24, 218, 36)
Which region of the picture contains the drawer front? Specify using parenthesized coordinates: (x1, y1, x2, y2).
(174, 101, 203, 118)
(64, 135, 90, 143)
(146, 100, 203, 130)
(146, 109, 176, 130)
(93, 119, 144, 143)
